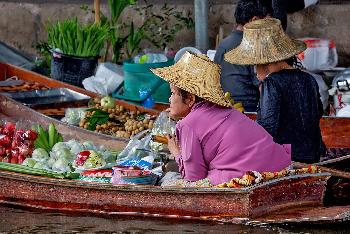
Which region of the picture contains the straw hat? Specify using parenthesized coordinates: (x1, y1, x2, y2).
(151, 52, 232, 107)
(224, 18, 306, 65)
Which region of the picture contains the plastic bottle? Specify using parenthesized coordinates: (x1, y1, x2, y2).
(133, 53, 168, 64)
(139, 88, 155, 108)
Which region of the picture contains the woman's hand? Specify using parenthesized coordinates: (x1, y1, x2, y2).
(166, 134, 180, 158)
(165, 108, 182, 121)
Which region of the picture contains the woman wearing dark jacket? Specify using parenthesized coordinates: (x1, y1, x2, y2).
(224, 18, 325, 163)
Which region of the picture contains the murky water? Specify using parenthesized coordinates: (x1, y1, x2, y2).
(0, 206, 348, 234)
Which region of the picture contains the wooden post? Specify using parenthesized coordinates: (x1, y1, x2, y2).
(94, 0, 101, 24)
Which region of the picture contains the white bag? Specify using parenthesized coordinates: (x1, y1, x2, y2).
(82, 62, 124, 95)
(297, 38, 338, 71)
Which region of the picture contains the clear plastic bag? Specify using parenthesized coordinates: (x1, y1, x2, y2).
(61, 108, 87, 126)
(150, 111, 177, 152)
(116, 130, 153, 163)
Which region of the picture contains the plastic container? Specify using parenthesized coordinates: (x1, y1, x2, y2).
(174, 47, 202, 62)
(297, 38, 338, 71)
(111, 166, 157, 185)
(113, 59, 174, 104)
(51, 51, 98, 87)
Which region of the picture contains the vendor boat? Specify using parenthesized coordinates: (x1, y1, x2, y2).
(0, 94, 128, 150)
(1, 63, 350, 224)
(1, 167, 350, 225)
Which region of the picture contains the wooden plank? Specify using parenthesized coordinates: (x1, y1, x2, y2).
(293, 161, 350, 179)
(246, 113, 350, 149)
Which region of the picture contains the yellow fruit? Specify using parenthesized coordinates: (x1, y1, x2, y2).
(237, 107, 245, 112)
(233, 102, 243, 109)
(224, 92, 231, 100)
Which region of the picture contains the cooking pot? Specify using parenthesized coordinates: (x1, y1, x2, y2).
(332, 67, 350, 91)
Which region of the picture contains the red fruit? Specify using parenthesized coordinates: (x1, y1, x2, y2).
(5, 147, 11, 155)
(10, 156, 18, 164)
(0, 146, 5, 156)
(18, 155, 25, 164)
(76, 150, 91, 166)
(3, 122, 16, 137)
(2, 156, 9, 163)
(27, 147, 34, 157)
(11, 148, 20, 158)
(18, 145, 30, 156)
(13, 130, 25, 142)
(24, 130, 38, 141)
(0, 135, 12, 147)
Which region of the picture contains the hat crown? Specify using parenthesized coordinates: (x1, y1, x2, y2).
(224, 18, 306, 65)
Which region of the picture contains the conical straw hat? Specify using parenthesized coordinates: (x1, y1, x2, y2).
(224, 18, 306, 65)
(151, 52, 232, 107)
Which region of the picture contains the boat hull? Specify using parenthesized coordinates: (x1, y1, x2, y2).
(0, 170, 328, 219)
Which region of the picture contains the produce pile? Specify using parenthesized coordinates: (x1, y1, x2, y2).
(0, 121, 119, 179)
(33, 123, 63, 153)
(79, 97, 155, 138)
(0, 122, 38, 164)
(24, 139, 117, 173)
(0, 162, 79, 179)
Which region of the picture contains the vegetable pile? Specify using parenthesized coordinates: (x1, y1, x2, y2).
(74, 150, 106, 170)
(0, 162, 79, 179)
(0, 121, 119, 179)
(25, 139, 117, 173)
(34, 123, 63, 153)
(79, 97, 155, 138)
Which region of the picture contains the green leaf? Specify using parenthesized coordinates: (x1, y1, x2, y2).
(97, 116, 109, 125)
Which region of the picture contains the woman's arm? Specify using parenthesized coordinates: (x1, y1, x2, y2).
(173, 123, 208, 181)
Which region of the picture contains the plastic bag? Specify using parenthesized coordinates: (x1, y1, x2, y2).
(150, 111, 176, 152)
(61, 108, 87, 126)
(82, 62, 124, 95)
(116, 130, 153, 162)
(297, 38, 338, 71)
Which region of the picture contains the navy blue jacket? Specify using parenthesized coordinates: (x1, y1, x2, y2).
(214, 30, 259, 112)
(257, 69, 325, 163)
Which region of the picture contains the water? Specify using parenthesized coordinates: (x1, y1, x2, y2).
(0, 206, 349, 234)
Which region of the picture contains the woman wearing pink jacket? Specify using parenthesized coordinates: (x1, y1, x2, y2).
(152, 51, 291, 186)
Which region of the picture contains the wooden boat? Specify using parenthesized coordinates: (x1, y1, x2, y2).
(1, 63, 350, 224)
(0, 93, 128, 150)
(2, 168, 349, 224)
(317, 155, 350, 206)
(2, 90, 349, 225)
(245, 113, 350, 149)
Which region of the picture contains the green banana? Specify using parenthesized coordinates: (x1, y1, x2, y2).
(48, 123, 56, 149)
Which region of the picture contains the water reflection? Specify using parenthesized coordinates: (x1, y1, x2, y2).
(0, 206, 348, 234)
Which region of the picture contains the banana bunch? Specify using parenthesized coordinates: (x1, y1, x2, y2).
(224, 92, 245, 113)
(34, 123, 63, 152)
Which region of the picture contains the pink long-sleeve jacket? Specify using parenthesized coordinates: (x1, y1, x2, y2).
(175, 101, 291, 185)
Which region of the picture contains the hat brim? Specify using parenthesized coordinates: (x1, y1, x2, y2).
(225, 39, 306, 65)
(151, 66, 232, 107)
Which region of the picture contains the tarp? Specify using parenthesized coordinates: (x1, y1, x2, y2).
(0, 41, 36, 71)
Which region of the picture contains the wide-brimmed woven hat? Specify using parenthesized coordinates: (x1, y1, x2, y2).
(224, 18, 307, 65)
(151, 51, 231, 107)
